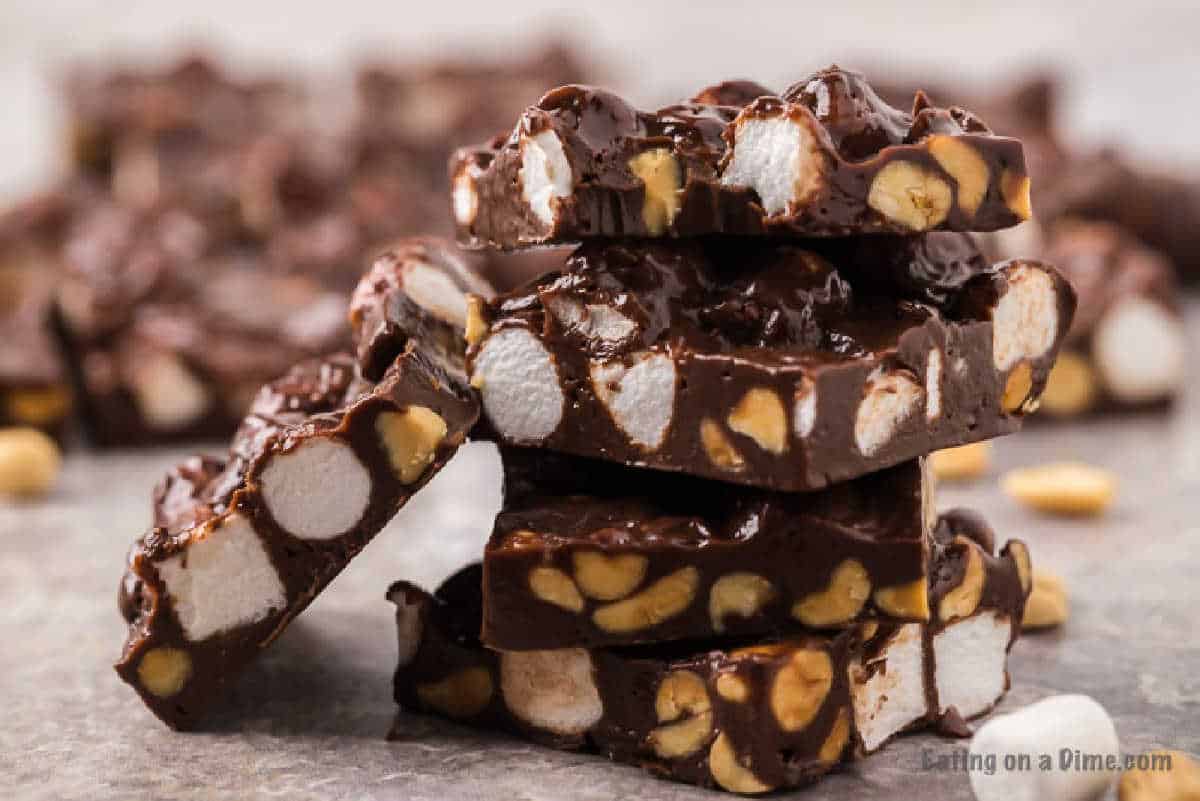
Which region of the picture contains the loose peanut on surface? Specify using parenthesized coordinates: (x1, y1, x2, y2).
(1002, 462, 1116, 516)
(1022, 570, 1069, 630)
(0, 427, 62, 498)
(930, 442, 992, 482)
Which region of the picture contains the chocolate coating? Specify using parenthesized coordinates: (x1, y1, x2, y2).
(114, 348, 479, 729)
(467, 240, 1076, 492)
(391, 510, 1028, 793)
(485, 449, 932, 650)
(452, 67, 1030, 248)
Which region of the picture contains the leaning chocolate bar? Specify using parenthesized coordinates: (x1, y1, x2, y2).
(115, 347, 478, 728)
(466, 240, 1076, 492)
(390, 511, 1029, 794)
(1036, 220, 1186, 416)
(484, 449, 934, 650)
(451, 66, 1031, 249)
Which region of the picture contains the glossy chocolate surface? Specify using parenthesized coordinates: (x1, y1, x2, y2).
(485, 449, 931, 649)
(115, 348, 479, 729)
(453, 66, 1030, 248)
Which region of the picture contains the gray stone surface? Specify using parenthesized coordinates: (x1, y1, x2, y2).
(1, 304, 1198, 800)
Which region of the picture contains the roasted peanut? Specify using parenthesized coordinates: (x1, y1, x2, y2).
(376, 406, 448, 484)
(867, 160, 953, 231)
(819, 707, 851, 764)
(770, 649, 833, 732)
(1002, 362, 1035, 413)
(939, 537, 985, 622)
(873, 578, 930, 620)
(416, 666, 494, 718)
(137, 647, 193, 698)
(727, 388, 788, 454)
(464, 295, 488, 348)
(709, 573, 776, 632)
(1022, 570, 1069, 630)
(529, 567, 585, 613)
(1039, 352, 1097, 417)
(700, 418, 745, 472)
(649, 670, 714, 758)
(930, 442, 992, 482)
(928, 135, 989, 217)
(572, 551, 648, 601)
(1002, 462, 1116, 517)
(791, 559, 871, 627)
(1119, 750, 1200, 801)
(709, 732, 774, 795)
(628, 149, 683, 235)
(593, 567, 699, 633)
(1007, 540, 1033, 595)
(715, 673, 750, 703)
(0, 427, 61, 497)
(1001, 170, 1033, 220)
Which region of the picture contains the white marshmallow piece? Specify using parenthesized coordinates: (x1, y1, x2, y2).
(452, 170, 479, 226)
(854, 368, 923, 457)
(519, 130, 572, 226)
(793, 379, 817, 439)
(402, 259, 471, 328)
(1092, 297, 1187, 403)
(547, 297, 638, 346)
(500, 648, 603, 736)
(991, 264, 1059, 372)
(157, 513, 286, 642)
(850, 623, 928, 752)
(969, 694, 1120, 801)
(259, 436, 372, 541)
(473, 328, 565, 444)
(721, 114, 822, 216)
(589, 352, 676, 450)
(926, 349, 943, 421)
(932, 611, 1012, 718)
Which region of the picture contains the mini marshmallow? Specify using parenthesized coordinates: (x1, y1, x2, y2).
(721, 114, 823, 216)
(969, 694, 1119, 801)
(850, 623, 927, 752)
(932, 611, 1012, 718)
(1092, 297, 1187, 403)
(401, 260, 472, 328)
(854, 368, 923, 457)
(157, 513, 286, 642)
(473, 328, 565, 444)
(520, 131, 572, 226)
(547, 297, 638, 346)
(452, 171, 479, 226)
(500, 648, 603, 736)
(991, 264, 1058, 372)
(589, 352, 676, 450)
(926, 349, 943, 421)
(259, 436, 372, 541)
(793, 380, 817, 439)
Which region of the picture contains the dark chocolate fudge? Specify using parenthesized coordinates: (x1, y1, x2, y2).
(115, 347, 478, 728)
(452, 67, 1031, 249)
(465, 240, 1076, 491)
(484, 449, 935, 650)
(390, 510, 1030, 793)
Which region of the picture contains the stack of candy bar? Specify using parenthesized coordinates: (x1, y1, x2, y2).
(373, 68, 1075, 793)
(113, 66, 1077, 795)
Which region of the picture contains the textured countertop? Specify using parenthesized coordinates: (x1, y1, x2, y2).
(2, 305, 1198, 801)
